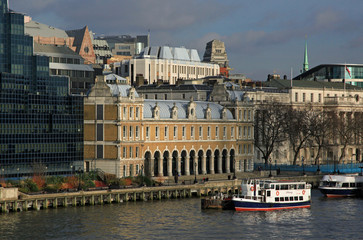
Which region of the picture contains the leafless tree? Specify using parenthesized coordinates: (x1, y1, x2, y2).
(254, 102, 289, 165)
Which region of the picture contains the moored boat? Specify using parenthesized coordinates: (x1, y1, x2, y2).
(232, 179, 311, 211)
(318, 174, 363, 197)
(201, 193, 234, 210)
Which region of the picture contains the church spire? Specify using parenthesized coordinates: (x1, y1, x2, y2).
(303, 37, 309, 73)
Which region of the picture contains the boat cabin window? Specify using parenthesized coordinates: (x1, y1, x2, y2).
(342, 183, 349, 187)
(290, 184, 297, 189)
(285, 197, 289, 201)
(280, 197, 284, 202)
(357, 183, 363, 187)
(280, 185, 288, 190)
(290, 197, 294, 201)
(267, 191, 271, 197)
(275, 197, 279, 202)
(275, 185, 280, 190)
(298, 184, 305, 189)
(299, 196, 303, 200)
(294, 196, 298, 201)
(350, 183, 356, 187)
(270, 184, 274, 189)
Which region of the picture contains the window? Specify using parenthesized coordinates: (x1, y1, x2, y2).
(97, 124, 103, 141)
(239, 110, 242, 120)
(182, 126, 186, 138)
(231, 127, 234, 138)
(136, 164, 139, 175)
(129, 107, 133, 119)
(248, 126, 251, 138)
(199, 126, 203, 139)
(216, 126, 219, 139)
(207, 126, 211, 138)
(310, 93, 314, 102)
(318, 94, 321, 103)
(135, 126, 139, 138)
(164, 94, 167, 100)
(248, 110, 251, 120)
(97, 145, 103, 159)
(244, 110, 247, 120)
(239, 126, 242, 138)
(295, 93, 298, 102)
(129, 126, 133, 139)
(123, 107, 127, 119)
(164, 126, 168, 138)
(96, 105, 103, 120)
(303, 93, 306, 102)
(135, 147, 139, 158)
(146, 126, 150, 138)
(123, 126, 127, 138)
(129, 146, 133, 158)
(191, 126, 194, 138)
(174, 126, 177, 138)
(223, 127, 226, 138)
(123, 147, 127, 158)
(136, 107, 139, 118)
(155, 126, 159, 138)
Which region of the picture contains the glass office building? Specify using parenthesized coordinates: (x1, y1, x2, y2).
(0, 0, 83, 178)
(294, 64, 363, 87)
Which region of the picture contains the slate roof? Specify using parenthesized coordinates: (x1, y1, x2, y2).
(107, 84, 139, 98)
(33, 42, 81, 58)
(25, 20, 68, 38)
(137, 84, 212, 91)
(143, 100, 233, 120)
(139, 46, 201, 62)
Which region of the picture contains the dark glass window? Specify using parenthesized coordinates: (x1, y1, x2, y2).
(97, 145, 103, 159)
(97, 124, 103, 141)
(97, 105, 103, 120)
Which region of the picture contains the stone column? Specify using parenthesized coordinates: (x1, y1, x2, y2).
(185, 156, 190, 176)
(226, 155, 230, 173)
(177, 156, 181, 176)
(158, 158, 163, 177)
(209, 155, 215, 174)
(167, 157, 172, 177)
(218, 155, 222, 174)
(150, 158, 154, 177)
(201, 155, 206, 175)
(194, 158, 198, 176)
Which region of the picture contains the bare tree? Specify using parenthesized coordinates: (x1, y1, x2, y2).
(308, 109, 333, 165)
(285, 107, 314, 165)
(254, 102, 288, 165)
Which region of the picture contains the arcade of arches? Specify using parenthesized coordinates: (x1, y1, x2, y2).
(144, 148, 238, 177)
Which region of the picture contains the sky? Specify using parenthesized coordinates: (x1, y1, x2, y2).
(10, 0, 363, 80)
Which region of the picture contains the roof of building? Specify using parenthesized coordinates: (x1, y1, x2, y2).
(107, 84, 139, 98)
(265, 79, 363, 90)
(25, 20, 68, 38)
(33, 42, 81, 58)
(66, 27, 87, 48)
(106, 73, 127, 82)
(143, 100, 233, 120)
(137, 84, 212, 92)
(138, 46, 201, 62)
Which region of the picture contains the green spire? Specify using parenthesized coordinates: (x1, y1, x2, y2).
(303, 37, 309, 72)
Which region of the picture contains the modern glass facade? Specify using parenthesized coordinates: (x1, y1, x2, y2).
(294, 64, 363, 87)
(0, 0, 84, 178)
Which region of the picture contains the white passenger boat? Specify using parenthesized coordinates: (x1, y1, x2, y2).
(318, 174, 363, 197)
(232, 179, 311, 211)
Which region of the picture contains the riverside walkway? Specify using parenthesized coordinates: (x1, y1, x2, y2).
(0, 171, 322, 213)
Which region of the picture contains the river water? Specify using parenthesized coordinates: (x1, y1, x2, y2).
(0, 190, 362, 240)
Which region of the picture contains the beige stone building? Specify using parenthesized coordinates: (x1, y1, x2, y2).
(84, 76, 254, 178)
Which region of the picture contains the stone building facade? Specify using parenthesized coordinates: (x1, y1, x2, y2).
(84, 76, 254, 178)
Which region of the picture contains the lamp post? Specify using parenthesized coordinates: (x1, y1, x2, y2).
(302, 156, 305, 175)
(269, 158, 272, 177)
(194, 162, 197, 184)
